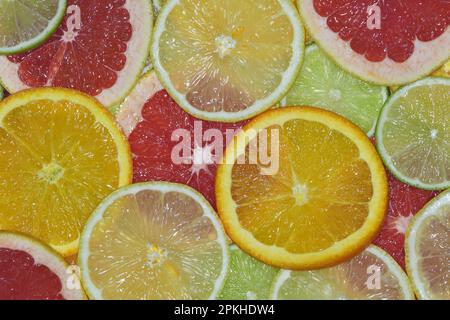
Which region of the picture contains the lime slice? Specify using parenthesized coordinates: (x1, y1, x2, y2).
(79, 182, 229, 300)
(271, 245, 414, 300)
(218, 245, 279, 300)
(376, 77, 450, 190)
(0, 0, 67, 55)
(406, 189, 450, 300)
(152, 0, 304, 122)
(282, 44, 388, 135)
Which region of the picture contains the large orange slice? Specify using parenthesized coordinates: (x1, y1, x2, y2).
(0, 88, 132, 256)
(216, 107, 388, 269)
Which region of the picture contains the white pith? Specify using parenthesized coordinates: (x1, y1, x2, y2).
(152, 0, 305, 122)
(116, 71, 163, 136)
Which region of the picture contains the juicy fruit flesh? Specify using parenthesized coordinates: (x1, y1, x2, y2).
(0, 0, 59, 48)
(218, 246, 278, 300)
(0, 99, 120, 249)
(231, 119, 373, 254)
(87, 189, 224, 299)
(157, 0, 296, 112)
(0, 248, 63, 300)
(285, 45, 386, 134)
(414, 202, 450, 299)
(380, 83, 449, 186)
(373, 173, 439, 269)
(129, 90, 246, 209)
(313, 0, 450, 62)
(7, 0, 132, 96)
(277, 248, 406, 299)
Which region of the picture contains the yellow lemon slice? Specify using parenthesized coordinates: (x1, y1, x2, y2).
(79, 182, 229, 300)
(406, 189, 450, 300)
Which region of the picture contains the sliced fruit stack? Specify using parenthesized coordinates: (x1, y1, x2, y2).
(0, 0, 448, 301)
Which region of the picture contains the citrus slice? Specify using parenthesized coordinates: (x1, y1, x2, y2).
(79, 182, 229, 300)
(376, 77, 450, 190)
(298, 0, 450, 85)
(0, 0, 67, 55)
(0, 0, 153, 109)
(0, 231, 85, 300)
(152, 0, 304, 122)
(405, 189, 450, 300)
(271, 245, 414, 300)
(373, 172, 439, 269)
(117, 72, 247, 209)
(282, 44, 388, 135)
(0, 88, 132, 256)
(216, 107, 388, 270)
(218, 245, 279, 300)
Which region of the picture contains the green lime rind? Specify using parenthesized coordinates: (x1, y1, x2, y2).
(0, 0, 67, 55)
(282, 44, 388, 136)
(0, 85, 3, 101)
(218, 245, 279, 300)
(376, 77, 450, 190)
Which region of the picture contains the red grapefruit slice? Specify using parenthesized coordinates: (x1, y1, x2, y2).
(117, 72, 247, 209)
(298, 0, 450, 85)
(0, 0, 153, 109)
(373, 170, 439, 270)
(0, 231, 85, 300)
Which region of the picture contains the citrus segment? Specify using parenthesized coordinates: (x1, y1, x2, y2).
(376, 78, 450, 190)
(298, 0, 450, 85)
(271, 245, 414, 300)
(152, 0, 304, 121)
(0, 0, 67, 55)
(373, 172, 439, 269)
(0, 231, 85, 300)
(406, 189, 450, 300)
(0, 0, 153, 109)
(117, 72, 247, 209)
(218, 245, 278, 300)
(216, 107, 388, 269)
(283, 44, 388, 135)
(79, 182, 229, 300)
(0, 88, 132, 256)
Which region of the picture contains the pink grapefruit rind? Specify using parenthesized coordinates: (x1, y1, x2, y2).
(297, 0, 450, 86)
(0, 0, 153, 109)
(116, 71, 163, 136)
(0, 231, 86, 300)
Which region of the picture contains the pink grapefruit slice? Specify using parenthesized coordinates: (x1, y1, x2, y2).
(0, 0, 153, 109)
(373, 172, 439, 269)
(298, 0, 450, 85)
(0, 231, 85, 300)
(117, 72, 247, 209)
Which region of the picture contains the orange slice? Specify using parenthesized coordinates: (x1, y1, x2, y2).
(0, 88, 132, 256)
(216, 107, 388, 269)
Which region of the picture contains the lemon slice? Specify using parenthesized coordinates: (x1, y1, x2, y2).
(406, 189, 450, 300)
(152, 0, 304, 122)
(79, 182, 229, 300)
(0, 88, 132, 256)
(216, 107, 388, 269)
(271, 245, 414, 300)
